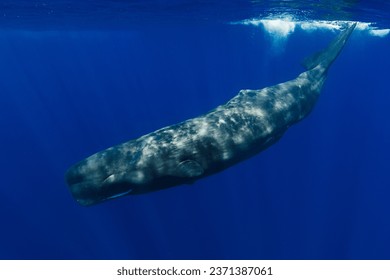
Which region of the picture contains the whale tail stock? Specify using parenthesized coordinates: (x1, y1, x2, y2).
(303, 22, 356, 71)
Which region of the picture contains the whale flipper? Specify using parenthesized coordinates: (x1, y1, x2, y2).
(175, 160, 204, 178)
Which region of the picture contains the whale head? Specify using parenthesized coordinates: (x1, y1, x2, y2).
(65, 146, 150, 206)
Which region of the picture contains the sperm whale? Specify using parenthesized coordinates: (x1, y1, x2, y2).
(66, 23, 356, 206)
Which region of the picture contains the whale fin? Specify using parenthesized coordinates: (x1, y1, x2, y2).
(303, 22, 356, 70)
(302, 50, 324, 70)
(175, 160, 204, 178)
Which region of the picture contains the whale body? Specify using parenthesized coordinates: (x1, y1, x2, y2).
(66, 23, 356, 206)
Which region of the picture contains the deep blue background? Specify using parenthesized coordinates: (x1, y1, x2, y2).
(0, 20, 389, 259)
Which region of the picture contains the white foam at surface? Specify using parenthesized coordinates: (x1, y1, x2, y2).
(300, 21, 344, 31)
(369, 29, 390, 37)
(260, 19, 296, 37)
(355, 22, 372, 31)
(235, 16, 389, 38)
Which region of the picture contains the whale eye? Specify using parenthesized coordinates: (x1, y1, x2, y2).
(103, 174, 116, 184)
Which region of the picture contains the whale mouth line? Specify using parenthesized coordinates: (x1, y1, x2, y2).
(65, 168, 135, 206)
(106, 189, 134, 200)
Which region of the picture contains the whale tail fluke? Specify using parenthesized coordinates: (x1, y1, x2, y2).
(303, 22, 356, 71)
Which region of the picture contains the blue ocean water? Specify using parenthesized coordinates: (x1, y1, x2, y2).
(0, 1, 390, 259)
